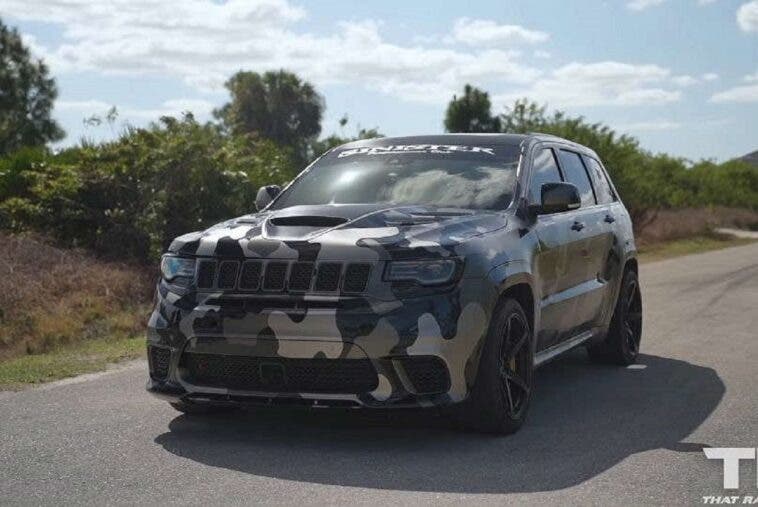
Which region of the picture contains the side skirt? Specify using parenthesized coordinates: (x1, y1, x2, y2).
(534, 330, 594, 368)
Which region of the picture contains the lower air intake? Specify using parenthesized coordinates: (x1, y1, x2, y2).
(181, 353, 379, 394)
(149, 346, 171, 380)
(396, 356, 450, 395)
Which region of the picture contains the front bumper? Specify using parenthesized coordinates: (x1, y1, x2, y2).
(146, 280, 495, 408)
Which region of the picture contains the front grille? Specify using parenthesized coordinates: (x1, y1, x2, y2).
(196, 260, 216, 289)
(315, 262, 341, 292)
(396, 356, 450, 395)
(263, 262, 288, 291)
(289, 262, 314, 292)
(217, 261, 239, 289)
(149, 346, 171, 380)
(181, 353, 379, 394)
(343, 263, 371, 293)
(239, 261, 262, 290)
(193, 259, 371, 294)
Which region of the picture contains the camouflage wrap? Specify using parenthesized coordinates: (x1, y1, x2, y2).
(146, 134, 637, 409)
(147, 203, 531, 407)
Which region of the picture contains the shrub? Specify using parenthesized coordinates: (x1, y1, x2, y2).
(497, 99, 758, 228)
(0, 115, 298, 261)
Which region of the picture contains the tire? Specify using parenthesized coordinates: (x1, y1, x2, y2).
(587, 269, 643, 365)
(454, 298, 534, 434)
(169, 401, 238, 415)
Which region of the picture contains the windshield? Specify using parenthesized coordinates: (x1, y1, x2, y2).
(270, 143, 521, 211)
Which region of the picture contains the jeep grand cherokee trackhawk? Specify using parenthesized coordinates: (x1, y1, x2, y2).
(146, 133, 642, 434)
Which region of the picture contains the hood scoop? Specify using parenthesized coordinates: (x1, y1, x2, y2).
(269, 215, 348, 227)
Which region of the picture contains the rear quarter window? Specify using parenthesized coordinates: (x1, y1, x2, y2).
(556, 150, 596, 207)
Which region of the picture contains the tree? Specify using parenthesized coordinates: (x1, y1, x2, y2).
(0, 19, 64, 155)
(214, 70, 324, 163)
(310, 115, 382, 161)
(444, 84, 500, 133)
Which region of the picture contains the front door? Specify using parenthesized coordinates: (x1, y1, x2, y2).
(527, 145, 592, 350)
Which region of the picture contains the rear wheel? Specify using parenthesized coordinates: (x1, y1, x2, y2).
(455, 298, 534, 434)
(588, 269, 642, 365)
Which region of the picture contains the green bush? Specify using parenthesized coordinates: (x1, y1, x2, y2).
(498, 99, 758, 224)
(1, 99, 757, 263)
(0, 115, 297, 261)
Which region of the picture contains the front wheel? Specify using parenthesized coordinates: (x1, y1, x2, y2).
(588, 269, 643, 365)
(454, 298, 534, 434)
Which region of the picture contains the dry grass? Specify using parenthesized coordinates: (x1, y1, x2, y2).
(0, 232, 155, 361)
(635, 207, 758, 245)
(638, 231, 757, 263)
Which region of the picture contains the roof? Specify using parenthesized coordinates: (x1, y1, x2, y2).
(338, 133, 530, 149)
(334, 132, 599, 159)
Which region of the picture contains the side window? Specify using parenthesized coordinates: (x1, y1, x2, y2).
(557, 150, 596, 207)
(583, 156, 617, 204)
(529, 148, 563, 204)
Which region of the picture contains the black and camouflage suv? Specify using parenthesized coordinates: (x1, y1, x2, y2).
(147, 133, 642, 434)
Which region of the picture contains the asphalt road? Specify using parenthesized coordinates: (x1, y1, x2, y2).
(2, 243, 757, 506)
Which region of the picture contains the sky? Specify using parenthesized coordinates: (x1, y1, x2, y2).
(2, 0, 757, 162)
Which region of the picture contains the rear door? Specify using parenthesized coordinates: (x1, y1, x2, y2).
(582, 154, 626, 324)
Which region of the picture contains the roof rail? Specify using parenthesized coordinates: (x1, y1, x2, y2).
(527, 132, 561, 138)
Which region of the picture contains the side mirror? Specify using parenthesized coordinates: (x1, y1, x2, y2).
(537, 182, 581, 214)
(255, 185, 281, 211)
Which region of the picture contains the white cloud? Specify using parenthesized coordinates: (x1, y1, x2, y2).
(618, 120, 681, 131)
(709, 69, 758, 102)
(451, 18, 549, 46)
(672, 75, 698, 87)
(629, 0, 720, 8)
(494, 61, 681, 108)
(627, 0, 667, 11)
(533, 50, 552, 59)
(737, 1, 758, 32)
(2, 1, 548, 105)
(4, 0, 694, 113)
(710, 84, 758, 103)
(701, 72, 720, 81)
(56, 98, 215, 119)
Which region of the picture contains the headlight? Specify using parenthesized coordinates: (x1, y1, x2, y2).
(385, 259, 460, 286)
(160, 255, 195, 282)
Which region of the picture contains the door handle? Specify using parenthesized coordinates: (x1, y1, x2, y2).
(604, 214, 616, 224)
(571, 221, 585, 231)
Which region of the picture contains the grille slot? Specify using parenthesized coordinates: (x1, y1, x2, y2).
(396, 356, 450, 395)
(217, 261, 239, 289)
(343, 263, 371, 293)
(239, 261, 262, 290)
(194, 259, 371, 294)
(315, 262, 342, 292)
(263, 262, 288, 291)
(196, 260, 216, 289)
(181, 353, 378, 394)
(288, 262, 314, 292)
(149, 346, 171, 380)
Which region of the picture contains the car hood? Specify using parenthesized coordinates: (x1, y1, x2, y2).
(168, 204, 507, 261)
